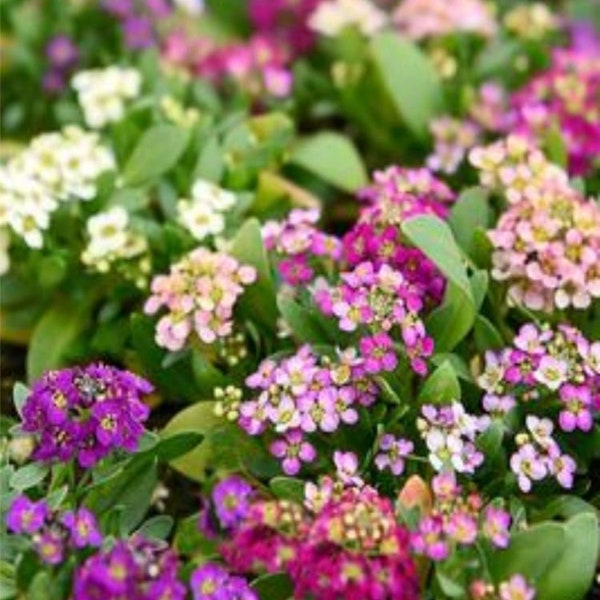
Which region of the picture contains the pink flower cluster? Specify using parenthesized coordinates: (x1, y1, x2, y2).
(163, 33, 293, 99)
(479, 323, 599, 490)
(239, 344, 378, 474)
(411, 472, 511, 561)
(222, 486, 420, 600)
(471, 137, 600, 311)
(262, 208, 341, 286)
(511, 49, 600, 175)
(393, 0, 497, 40)
(314, 261, 434, 374)
(468, 83, 512, 133)
(416, 402, 489, 474)
(144, 248, 257, 351)
(426, 116, 481, 174)
(343, 167, 455, 305)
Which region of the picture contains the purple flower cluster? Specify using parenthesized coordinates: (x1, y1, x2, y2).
(479, 323, 599, 491)
(43, 35, 79, 94)
(411, 472, 511, 561)
(342, 167, 455, 306)
(191, 562, 257, 600)
(374, 433, 414, 476)
(20, 364, 152, 468)
(239, 345, 378, 475)
(212, 476, 254, 530)
(7, 496, 102, 565)
(73, 535, 185, 600)
(262, 208, 341, 286)
(101, 0, 172, 49)
(314, 261, 434, 375)
(511, 48, 600, 175)
(417, 402, 489, 474)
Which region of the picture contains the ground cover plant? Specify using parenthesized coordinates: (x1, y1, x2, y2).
(1, 0, 599, 599)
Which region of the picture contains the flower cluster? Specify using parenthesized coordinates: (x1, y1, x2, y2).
(81, 206, 150, 285)
(468, 83, 511, 133)
(503, 3, 557, 40)
(0, 126, 114, 248)
(315, 261, 434, 374)
(43, 35, 79, 94)
(177, 179, 237, 242)
(308, 0, 387, 38)
(144, 248, 257, 350)
(393, 0, 497, 40)
(342, 167, 455, 305)
(426, 116, 481, 174)
(239, 345, 378, 474)
(470, 575, 536, 600)
(410, 472, 511, 561)
(263, 208, 341, 286)
(72, 66, 142, 129)
(479, 323, 599, 490)
(191, 563, 257, 600)
(7, 496, 102, 565)
(20, 364, 152, 467)
(374, 433, 414, 476)
(417, 402, 489, 473)
(511, 49, 600, 175)
(73, 535, 186, 600)
(223, 486, 420, 600)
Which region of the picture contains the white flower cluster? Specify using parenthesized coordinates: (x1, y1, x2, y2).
(308, 0, 387, 37)
(176, 179, 237, 242)
(0, 126, 114, 250)
(81, 206, 149, 280)
(72, 66, 142, 129)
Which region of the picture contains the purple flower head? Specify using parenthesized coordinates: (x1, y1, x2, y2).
(101, 0, 134, 18)
(122, 16, 155, 49)
(21, 364, 152, 468)
(191, 562, 258, 600)
(42, 69, 66, 94)
(61, 508, 102, 548)
(359, 332, 398, 374)
(411, 516, 449, 561)
(34, 528, 65, 565)
(146, 0, 172, 18)
(333, 450, 364, 487)
(482, 506, 511, 548)
(46, 35, 79, 69)
(212, 476, 253, 530)
(6, 495, 48, 534)
(374, 434, 413, 476)
(270, 430, 316, 475)
(499, 574, 536, 600)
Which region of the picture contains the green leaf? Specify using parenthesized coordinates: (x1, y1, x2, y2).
(229, 218, 277, 331)
(418, 360, 461, 404)
(12, 383, 29, 418)
(435, 570, 465, 598)
(136, 515, 174, 541)
(106, 187, 149, 211)
(191, 350, 226, 396)
(251, 572, 294, 600)
(289, 131, 368, 192)
(449, 187, 490, 257)
(534, 495, 597, 522)
(269, 477, 305, 503)
(26, 298, 90, 382)
(535, 513, 599, 600)
(122, 125, 189, 186)
(370, 31, 443, 137)
(194, 135, 224, 182)
(277, 296, 330, 344)
(544, 124, 568, 169)
(156, 431, 205, 462)
(9, 464, 49, 491)
(474, 315, 504, 352)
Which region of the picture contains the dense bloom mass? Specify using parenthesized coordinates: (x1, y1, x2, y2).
(20, 364, 152, 467)
(479, 323, 598, 491)
(144, 248, 257, 350)
(73, 535, 186, 600)
(0, 127, 114, 249)
(191, 562, 257, 600)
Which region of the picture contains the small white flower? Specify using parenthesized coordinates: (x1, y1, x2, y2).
(177, 199, 225, 241)
(191, 179, 237, 211)
(308, 0, 387, 37)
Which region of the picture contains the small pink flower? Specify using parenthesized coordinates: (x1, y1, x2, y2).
(333, 450, 363, 487)
(270, 430, 316, 475)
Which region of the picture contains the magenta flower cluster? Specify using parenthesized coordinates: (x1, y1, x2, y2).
(479, 323, 598, 491)
(7, 496, 101, 565)
(262, 208, 341, 286)
(342, 167, 455, 305)
(191, 562, 257, 600)
(20, 364, 151, 468)
(222, 486, 420, 600)
(73, 534, 186, 600)
(411, 472, 511, 561)
(239, 344, 378, 475)
(315, 261, 434, 375)
(145, 248, 257, 351)
(511, 48, 600, 175)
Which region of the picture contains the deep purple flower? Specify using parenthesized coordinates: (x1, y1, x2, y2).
(61, 508, 102, 548)
(211, 476, 253, 530)
(101, 0, 134, 18)
(191, 562, 258, 600)
(21, 364, 152, 468)
(359, 332, 398, 374)
(46, 35, 79, 69)
(42, 69, 66, 94)
(122, 16, 155, 49)
(6, 495, 48, 534)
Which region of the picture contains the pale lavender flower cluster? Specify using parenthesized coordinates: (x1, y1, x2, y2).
(144, 248, 257, 351)
(416, 402, 489, 474)
(20, 364, 152, 468)
(239, 345, 378, 475)
(314, 262, 434, 375)
(426, 116, 481, 174)
(374, 434, 414, 476)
